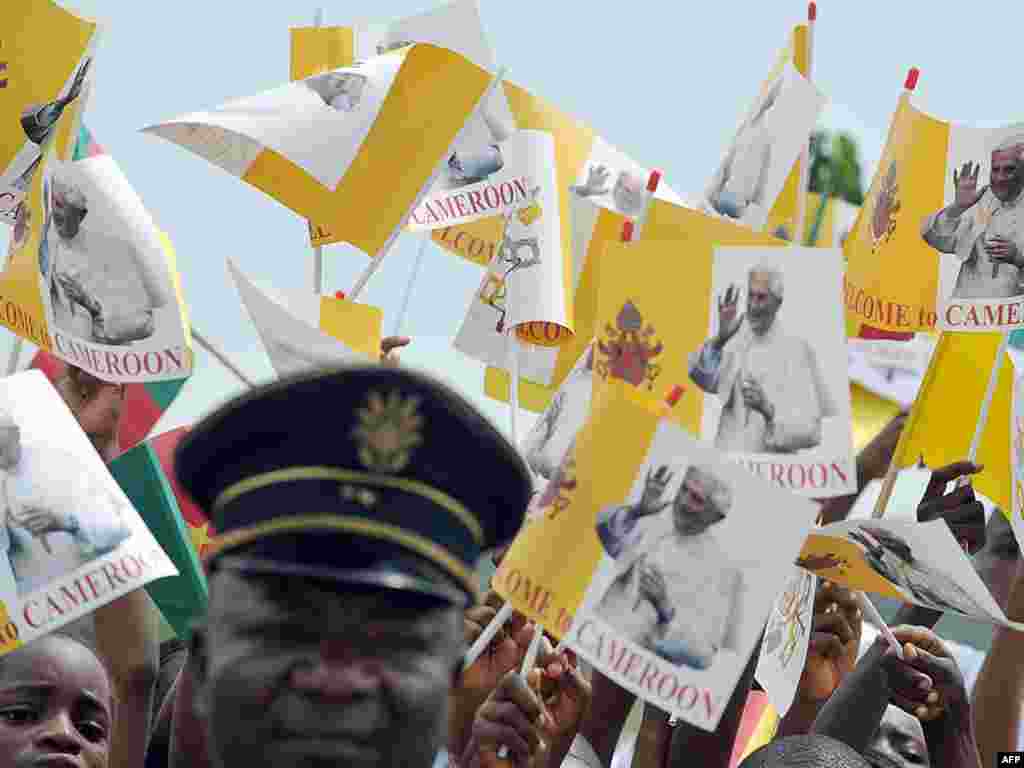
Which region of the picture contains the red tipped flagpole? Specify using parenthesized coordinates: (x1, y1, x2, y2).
(904, 67, 920, 92)
(808, 2, 816, 21)
(620, 169, 663, 242)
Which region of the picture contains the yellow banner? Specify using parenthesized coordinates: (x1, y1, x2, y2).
(483, 203, 626, 409)
(843, 96, 948, 334)
(892, 332, 1011, 513)
(148, 45, 491, 260)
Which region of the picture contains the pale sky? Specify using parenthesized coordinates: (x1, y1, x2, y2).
(3, 0, 1022, 442)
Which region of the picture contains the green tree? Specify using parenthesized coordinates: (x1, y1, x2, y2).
(806, 130, 865, 245)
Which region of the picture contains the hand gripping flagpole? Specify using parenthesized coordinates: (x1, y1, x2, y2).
(346, 68, 508, 302)
(870, 67, 922, 520)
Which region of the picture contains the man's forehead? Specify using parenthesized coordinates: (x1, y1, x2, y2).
(209, 568, 455, 624)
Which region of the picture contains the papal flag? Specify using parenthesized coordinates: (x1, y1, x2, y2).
(108, 426, 209, 637)
(584, 204, 855, 497)
(492, 379, 818, 731)
(144, 43, 498, 260)
(888, 332, 1011, 514)
(458, 82, 685, 405)
(1, 0, 99, 224)
(453, 127, 575, 367)
(291, 0, 516, 248)
(227, 258, 382, 378)
(844, 85, 1024, 334)
(700, 23, 823, 237)
(5, 117, 193, 383)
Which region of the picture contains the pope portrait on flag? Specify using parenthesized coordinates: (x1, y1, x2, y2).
(688, 262, 838, 454)
(921, 132, 1024, 301)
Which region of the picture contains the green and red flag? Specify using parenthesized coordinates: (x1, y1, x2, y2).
(108, 426, 211, 636)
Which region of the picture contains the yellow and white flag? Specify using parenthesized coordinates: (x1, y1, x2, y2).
(594, 231, 854, 497)
(292, 0, 515, 248)
(1, 0, 99, 224)
(700, 25, 823, 236)
(493, 379, 818, 731)
(797, 518, 1022, 629)
(889, 332, 1011, 513)
(144, 43, 495, 259)
(227, 258, 382, 377)
(845, 92, 1024, 334)
(468, 104, 686, 401)
(4, 116, 193, 384)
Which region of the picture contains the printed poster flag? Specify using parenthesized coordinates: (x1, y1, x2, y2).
(593, 224, 854, 497)
(845, 91, 1024, 333)
(480, 190, 636, 407)
(227, 258, 382, 378)
(0, 370, 176, 655)
(144, 43, 495, 259)
(700, 62, 825, 235)
(108, 427, 208, 637)
(494, 380, 818, 730)
(4, 112, 192, 385)
(796, 519, 1021, 629)
(1, 0, 99, 224)
(453, 129, 573, 356)
(890, 332, 1011, 514)
(293, 0, 515, 248)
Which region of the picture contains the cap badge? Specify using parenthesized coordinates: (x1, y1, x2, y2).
(353, 390, 424, 473)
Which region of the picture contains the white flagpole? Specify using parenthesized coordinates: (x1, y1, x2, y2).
(393, 237, 429, 337)
(193, 328, 256, 388)
(312, 7, 324, 296)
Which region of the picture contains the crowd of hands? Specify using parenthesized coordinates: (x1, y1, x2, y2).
(450, 412, 999, 768)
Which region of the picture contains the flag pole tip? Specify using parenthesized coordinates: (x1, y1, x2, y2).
(808, 2, 817, 21)
(666, 384, 685, 406)
(905, 68, 920, 91)
(621, 220, 635, 242)
(646, 169, 662, 192)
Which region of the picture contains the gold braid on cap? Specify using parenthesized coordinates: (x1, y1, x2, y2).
(205, 513, 480, 602)
(212, 466, 483, 545)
